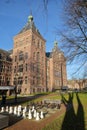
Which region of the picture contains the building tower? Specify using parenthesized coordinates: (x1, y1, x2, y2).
(12, 15, 46, 94)
(46, 40, 67, 91)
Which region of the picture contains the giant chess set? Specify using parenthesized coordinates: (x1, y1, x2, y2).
(0, 99, 61, 121)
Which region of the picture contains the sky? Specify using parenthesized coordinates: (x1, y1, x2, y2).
(0, 0, 64, 51)
(0, 0, 85, 80)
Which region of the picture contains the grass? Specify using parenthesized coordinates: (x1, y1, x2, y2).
(1, 91, 87, 130)
(42, 92, 87, 130)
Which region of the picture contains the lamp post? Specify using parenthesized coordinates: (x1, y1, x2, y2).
(61, 63, 63, 89)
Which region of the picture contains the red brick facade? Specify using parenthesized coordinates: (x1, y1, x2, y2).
(12, 16, 46, 94)
(0, 15, 67, 94)
(46, 41, 67, 91)
(0, 49, 12, 86)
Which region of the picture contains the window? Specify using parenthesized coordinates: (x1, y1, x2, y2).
(33, 76, 35, 84)
(37, 40, 40, 48)
(42, 57, 44, 64)
(40, 41, 42, 48)
(15, 56, 17, 62)
(25, 76, 27, 84)
(37, 52, 40, 62)
(25, 52, 28, 59)
(9, 66, 11, 71)
(37, 63, 41, 74)
(25, 64, 27, 71)
(19, 51, 23, 61)
(33, 52, 35, 60)
(18, 77, 23, 85)
(0, 68, 2, 72)
(14, 66, 16, 73)
(37, 76, 40, 85)
(13, 77, 16, 85)
(18, 64, 23, 72)
(7, 66, 9, 72)
(42, 45, 43, 50)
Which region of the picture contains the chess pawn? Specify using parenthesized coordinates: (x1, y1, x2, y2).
(9, 106, 13, 114)
(24, 106, 27, 112)
(36, 112, 40, 121)
(17, 110, 21, 116)
(40, 111, 44, 119)
(18, 105, 21, 113)
(17, 105, 21, 116)
(22, 109, 26, 118)
(18, 105, 22, 112)
(32, 106, 35, 112)
(14, 106, 17, 115)
(28, 109, 32, 119)
(6, 106, 9, 112)
(33, 109, 37, 118)
(0, 107, 4, 113)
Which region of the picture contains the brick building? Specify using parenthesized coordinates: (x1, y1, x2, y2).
(67, 79, 87, 90)
(12, 15, 46, 94)
(0, 49, 12, 86)
(0, 15, 67, 94)
(46, 41, 67, 91)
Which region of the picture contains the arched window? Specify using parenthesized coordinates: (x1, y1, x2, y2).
(37, 52, 40, 61)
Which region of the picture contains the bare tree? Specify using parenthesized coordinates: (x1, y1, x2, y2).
(60, 0, 87, 66)
(42, 0, 87, 75)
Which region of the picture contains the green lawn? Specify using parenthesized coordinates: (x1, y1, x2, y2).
(42, 92, 87, 130)
(1, 91, 87, 130)
(23, 92, 87, 130)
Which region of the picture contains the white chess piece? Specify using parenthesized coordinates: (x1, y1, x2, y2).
(28, 109, 32, 119)
(14, 106, 17, 115)
(32, 106, 35, 112)
(0, 107, 4, 113)
(6, 106, 9, 112)
(17, 110, 21, 116)
(24, 106, 27, 112)
(17, 106, 21, 116)
(18, 105, 22, 112)
(36, 112, 40, 121)
(33, 109, 37, 118)
(9, 106, 13, 114)
(18, 105, 22, 113)
(40, 111, 44, 119)
(22, 109, 26, 118)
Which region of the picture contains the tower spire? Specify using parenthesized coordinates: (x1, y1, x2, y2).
(28, 12, 33, 23)
(54, 40, 58, 47)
